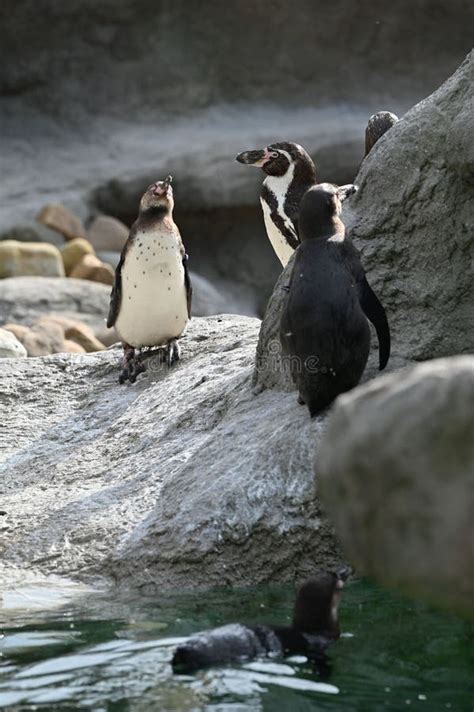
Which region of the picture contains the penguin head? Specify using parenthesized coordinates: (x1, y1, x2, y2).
(299, 182, 357, 239)
(236, 141, 316, 179)
(140, 175, 174, 213)
(292, 567, 351, 637)
(365, 111, 399, 156)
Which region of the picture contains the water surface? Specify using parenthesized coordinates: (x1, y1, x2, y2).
(0, 578, 472, 711)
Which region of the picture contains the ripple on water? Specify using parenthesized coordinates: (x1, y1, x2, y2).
(0, 579, 472, 711)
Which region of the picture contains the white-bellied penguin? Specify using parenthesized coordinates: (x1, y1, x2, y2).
(107, 175, 192, 383)
(280, 182, 390, 416)
(235, 141, 317, 267)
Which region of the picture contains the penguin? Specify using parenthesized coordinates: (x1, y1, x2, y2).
(172, 568, 350, 674)
(235, 142, 317, 267)
(280, 182, 390, 417)
(107, 175, 192, 384)
(365, 111, 399, 156)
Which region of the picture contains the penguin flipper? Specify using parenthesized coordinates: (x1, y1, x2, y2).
(107, 251, 125, 328)
(357, 276, 391, 370)
(182, 253, 192, 319)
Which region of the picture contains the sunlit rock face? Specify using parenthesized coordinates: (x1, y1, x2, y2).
(0, 315, 343, 591)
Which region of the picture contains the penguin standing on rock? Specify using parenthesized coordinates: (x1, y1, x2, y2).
(172, 568, 350, 674)
(235, 142, 317, 266)
(280, 183, 390, 417)
(107, 175, 192, 384)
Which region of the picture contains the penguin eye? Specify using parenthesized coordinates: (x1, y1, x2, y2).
(270, 151, 279, 159)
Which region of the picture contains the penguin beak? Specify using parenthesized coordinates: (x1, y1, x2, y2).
(152, 179, 172, 197)
(235, 148, 274, 167)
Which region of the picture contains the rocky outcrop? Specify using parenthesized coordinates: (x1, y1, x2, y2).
(0, 315, 342, 591)
(253, 254, 295, 392)
(343, 51, 474, 362)
(318, 357, 474, 618)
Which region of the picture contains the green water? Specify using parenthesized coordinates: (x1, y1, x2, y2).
(0, 579, 472, 711)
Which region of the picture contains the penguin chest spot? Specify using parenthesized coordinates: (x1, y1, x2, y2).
(116, 231, 188, 347)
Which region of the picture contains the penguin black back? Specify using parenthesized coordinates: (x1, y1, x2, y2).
(171, 569, 349, 674)
(280, 182, 386, 416)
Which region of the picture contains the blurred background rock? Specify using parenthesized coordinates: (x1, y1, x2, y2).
(1, 0, 473, 320)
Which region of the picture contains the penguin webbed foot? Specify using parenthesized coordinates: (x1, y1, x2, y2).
(118, 344, 147, 384)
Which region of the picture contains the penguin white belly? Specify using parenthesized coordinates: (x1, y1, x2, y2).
(260, 198, 295, 267)
(115, 230, 188, 348)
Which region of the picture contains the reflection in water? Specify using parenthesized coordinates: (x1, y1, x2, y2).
(0, 579, 473, 711)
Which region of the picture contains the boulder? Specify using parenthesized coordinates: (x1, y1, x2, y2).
(3, 321, 65, 357)
(0, 277, 111, 335)
(0, 328, 27, 358)
(0, 315, 342, 591)
(69, 254, 115, 285)
(64, 339, 86, 354)
(64, 324, 105, 353)
(88, 215, 128, 252)
(37, 203, 87, 241)
(318, 357, 474, 618)
(343, 51, 474, 362)
(61, 238, 96, 275)
(0, 241, 65, 279)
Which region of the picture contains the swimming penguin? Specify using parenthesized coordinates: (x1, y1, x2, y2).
(172, 568, 350, 674)
(107, 175, 192, 384)
(365, 111, 399, 156)
(280, 182, 390, 417)
(235, 142, 317, 266)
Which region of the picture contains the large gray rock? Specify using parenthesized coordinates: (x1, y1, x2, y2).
(0, 277, 111, 332)
(0, 315, 342, 591)
(343, 51, 474, 361)
(318, 357, 474, 618)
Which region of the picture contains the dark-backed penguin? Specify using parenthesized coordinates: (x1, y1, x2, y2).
(280, 182, 390, 417)
(235, 142, 317, 266)
(172, 568, 350, 674)
(365, 111, 399, 156)
(107, 175, 192, 383)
